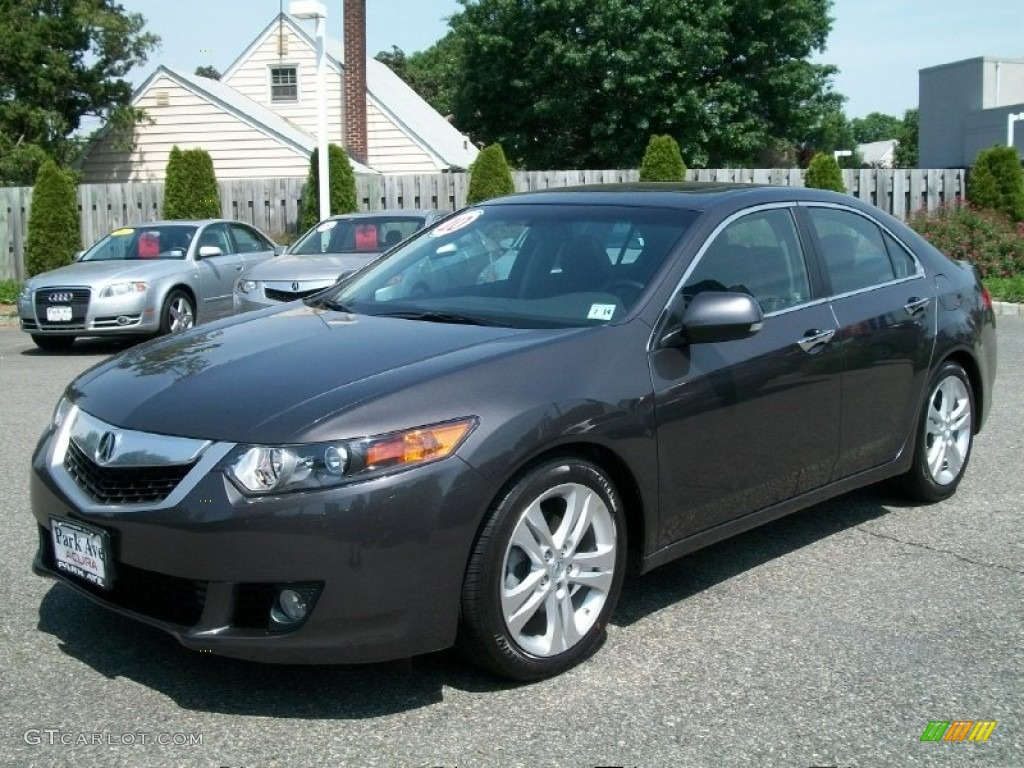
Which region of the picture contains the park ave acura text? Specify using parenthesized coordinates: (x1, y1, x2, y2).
(30, 184, 995, 680)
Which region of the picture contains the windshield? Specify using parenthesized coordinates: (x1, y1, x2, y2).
(81, 225, 197, 262)
(316, 204, 696, 329)
(290, 216, 427, 255)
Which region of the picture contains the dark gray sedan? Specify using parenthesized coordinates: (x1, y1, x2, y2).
(29, 184, 996, 680)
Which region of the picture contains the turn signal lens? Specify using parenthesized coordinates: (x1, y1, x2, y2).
(365, 420, 475, 470)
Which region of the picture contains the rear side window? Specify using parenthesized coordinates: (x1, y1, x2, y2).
(883, 231, 918, 279)
(685, 208, 811, 313)
(808, 208, 899, 294)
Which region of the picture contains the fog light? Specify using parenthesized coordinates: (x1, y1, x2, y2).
(268, 583, 322, 630)
(116, 316, 131, 326)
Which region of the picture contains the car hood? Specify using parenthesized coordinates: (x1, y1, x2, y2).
(29, 259, 190, 286)
(245, 253, 379, 282)
(70, 304, 570, 443)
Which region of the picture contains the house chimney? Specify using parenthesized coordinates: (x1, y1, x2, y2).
(342, 0, 368, 164)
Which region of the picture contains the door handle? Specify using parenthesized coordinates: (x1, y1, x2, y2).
(797, 329, 835, 354)
(904, 297, 929, 316)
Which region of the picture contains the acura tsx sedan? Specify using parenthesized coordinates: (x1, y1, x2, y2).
(18, 219, 280, 350)
(30, 184, 996, 681)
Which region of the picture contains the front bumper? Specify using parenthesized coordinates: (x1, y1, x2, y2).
(30, 411, 493, 664)
(19, 290, 160, 336)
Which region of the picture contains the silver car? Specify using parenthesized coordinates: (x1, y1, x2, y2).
(232, 210, 447, 313)
(18, 220, 280, 350)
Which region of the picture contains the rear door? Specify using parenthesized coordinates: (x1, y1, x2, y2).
(801, 205, 934, 478)
(651, 205, 843, 543)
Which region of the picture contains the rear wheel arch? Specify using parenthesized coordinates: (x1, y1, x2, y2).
(942, 350, 984, 433)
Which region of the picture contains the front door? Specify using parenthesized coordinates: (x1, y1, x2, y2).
(194, 223, 243, 319)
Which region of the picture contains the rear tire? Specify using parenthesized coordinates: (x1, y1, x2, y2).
(458, 458, 626, 681)
(896, 361, 975, 502)
(31, 334, 75, 351)
(159, 290, 195, 335)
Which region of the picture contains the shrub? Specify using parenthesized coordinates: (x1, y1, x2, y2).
(639, 135, 687, 181)
(163, 146, 220, 219)
(466, 143, 514, 204)
(0, 279, 21, 304)
(984, 275, 1024, 302)
(25, 159, 82, 277)
(908, 201, 1024, 279)
(969, 145, 1024, 221)
(804, 152, 846, 193)
(300, 144, 358, 231)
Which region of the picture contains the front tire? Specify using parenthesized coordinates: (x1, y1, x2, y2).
(459, 458, 627, 681)
(159, 290, 195, 335)
(31, 334, 75, 351)
(897, 361, 975, 502)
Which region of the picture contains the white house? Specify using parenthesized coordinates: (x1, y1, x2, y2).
(78, 12, 478, 182)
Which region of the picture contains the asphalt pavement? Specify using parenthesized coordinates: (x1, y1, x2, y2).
(0, 320, 1020, 768)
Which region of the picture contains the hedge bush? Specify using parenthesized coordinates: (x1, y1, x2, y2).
(969, 145, 1024, 222)
(908, 201, 1024, 279)
(25, 159, 82, 277)
(163, 146, 220, 219)
(466, 143, 514, 204)
(300, 144, 358, 231)
(639, 135, 687, 181)
(804, 152, 846, 193)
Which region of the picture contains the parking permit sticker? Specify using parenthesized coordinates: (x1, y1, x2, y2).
(429, 209, 483, 237)
(588, 304, 616, 321)
(111, 228, 134, 236)
(316, 221, 338, 233)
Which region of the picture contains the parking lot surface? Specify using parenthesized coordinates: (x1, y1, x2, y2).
(0, 320, 1020, 768)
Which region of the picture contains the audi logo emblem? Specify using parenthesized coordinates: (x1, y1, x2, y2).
(292, 282, 300, 292)
(48, 292, 74, 303)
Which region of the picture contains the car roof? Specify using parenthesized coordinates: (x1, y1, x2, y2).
(479, 182, 855, 212)
(321, 210, 446, 221)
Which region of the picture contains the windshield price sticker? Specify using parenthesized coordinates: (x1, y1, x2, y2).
(316, 221, 338, 233)
(588, 303, 617, 321)
(429, 209, 484, 237)
(110, 228, 134, 237)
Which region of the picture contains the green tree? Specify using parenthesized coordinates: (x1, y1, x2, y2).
(0, 0, 159, 184)
(376, 33, 463, 118)
(800, 106, 860, 168)
(466, 143, 514, 204)
(893, 109, 919, 168)
(194, 65, 221, 80)
(300, 144, 358, 231)
(804, 152, 846, 193)
(639, 135, 687, 181)
(447, 0, 840, 169)
(25, 159, 81, 276)
(969, 145, 1024, 221)
(163, 147, 220, 219)
(850, 112, 902, 143)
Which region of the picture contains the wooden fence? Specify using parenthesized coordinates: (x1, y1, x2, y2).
(1, 168, 966, 281)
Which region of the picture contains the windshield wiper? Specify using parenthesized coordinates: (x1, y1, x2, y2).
(375, 310, 511, 327)
(306, 296, 356, 313)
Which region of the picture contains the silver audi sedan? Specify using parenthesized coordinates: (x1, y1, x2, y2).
(18, 220, 280, 350)
(232, 210, 447, 313)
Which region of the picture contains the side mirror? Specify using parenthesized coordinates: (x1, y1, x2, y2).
(659, 291, 764, 348)
(73, 250, 85, 262)
(197, 245, 222, 259)
(273, 244, 288, 256)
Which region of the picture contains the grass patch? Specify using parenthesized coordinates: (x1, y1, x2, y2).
(984, 275, 1024, 303)
(0, 279, 21, 304)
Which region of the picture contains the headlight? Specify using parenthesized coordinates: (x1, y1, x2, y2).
(236, 279, 258, 294)
(51, 396, 73, 429)
(223, 418, 477, 495)
(18, 283, 32, 302)
(100, 281, 147, 298)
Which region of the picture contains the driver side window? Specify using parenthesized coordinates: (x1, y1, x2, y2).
(684, 208, 810, 313)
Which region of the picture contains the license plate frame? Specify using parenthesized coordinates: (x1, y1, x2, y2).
(45, 305, 73, 322)
(50, 517, 112, 590)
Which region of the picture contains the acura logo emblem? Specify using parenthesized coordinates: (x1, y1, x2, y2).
(291, 282, 300, 292)
(49, 292, 73, 303)
(95, 431, 117, 465)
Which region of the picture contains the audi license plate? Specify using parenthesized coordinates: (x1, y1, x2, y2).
(46, 306, 73, 322)
(50, 517, 111, 589)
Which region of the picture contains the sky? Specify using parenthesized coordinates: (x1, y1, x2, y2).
(118, 0, 1023, 120)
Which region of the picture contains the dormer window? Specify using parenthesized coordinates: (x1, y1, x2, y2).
(270, 66, 298, 102)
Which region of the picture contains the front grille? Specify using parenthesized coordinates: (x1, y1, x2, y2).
(265, 287, 323, 302)
(34, 287, 91, 328)
(64, 438, 194, 504)
(41, 526, 206, 627)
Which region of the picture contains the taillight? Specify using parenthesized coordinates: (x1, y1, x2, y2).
(981, 284, 993, 311)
